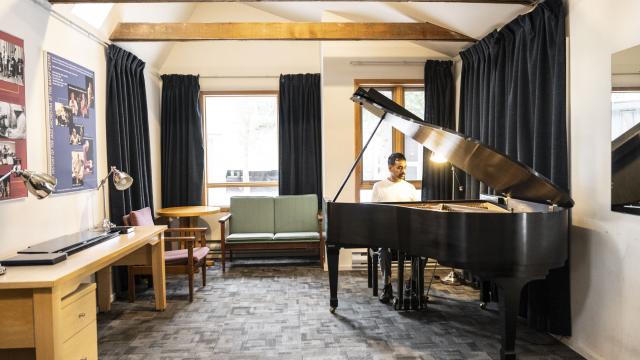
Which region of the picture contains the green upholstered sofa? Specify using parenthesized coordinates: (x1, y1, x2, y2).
(218, 194, 324, 272)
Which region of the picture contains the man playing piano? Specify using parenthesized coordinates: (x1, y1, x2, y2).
(371, 152, 417, 303)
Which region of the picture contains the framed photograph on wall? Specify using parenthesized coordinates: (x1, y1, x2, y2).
(0, 31, 27, 202)
(45, 52, 97, 193)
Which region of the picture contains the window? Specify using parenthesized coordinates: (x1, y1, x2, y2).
(355, 80, 424, 202)
(202, 91, 279, 207)
(612, 90, 640, 140)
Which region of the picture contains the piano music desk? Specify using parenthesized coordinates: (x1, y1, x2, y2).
(0, 225, 167, 360)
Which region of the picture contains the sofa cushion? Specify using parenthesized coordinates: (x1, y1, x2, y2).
(230, 196, 274, 234)
(226, 233, 274, 243)
(273, 232, 320, 242)
(274, 194, 318, 233)
(165, 246, 210, 265)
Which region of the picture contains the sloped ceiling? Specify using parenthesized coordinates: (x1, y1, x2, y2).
(247, 2, 527, 40)
(109, 2, 197, 71)
(59, 1, 531, 67)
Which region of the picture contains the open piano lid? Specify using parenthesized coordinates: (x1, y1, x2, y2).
(352, 87, 574, 208)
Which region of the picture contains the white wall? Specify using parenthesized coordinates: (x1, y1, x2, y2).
(144, 72, 162, 212)
(0, 0, 108, 256)
(160, 2, 321, 93)
(0, 1, 163, 257)
(566, 0, 640, 359)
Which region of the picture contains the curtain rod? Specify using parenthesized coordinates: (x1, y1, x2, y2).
(612, 72, 640, 76)
(31, 0, 110, 48)
(496, 0, 543, 32)
(150, 72, 280, 79)
(200, 75, 280, 79)
(350, 59, 456, 66)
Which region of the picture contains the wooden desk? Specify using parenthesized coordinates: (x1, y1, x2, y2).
(157, 205, 221, 227)
(0, 225, 167, 360)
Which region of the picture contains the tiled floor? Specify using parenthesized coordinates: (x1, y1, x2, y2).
(97, 262, 584, 360)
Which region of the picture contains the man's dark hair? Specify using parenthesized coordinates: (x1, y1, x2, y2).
(388, 152, 406, 166)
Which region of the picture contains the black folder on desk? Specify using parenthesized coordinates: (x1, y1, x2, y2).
(1, 253, 67, 266)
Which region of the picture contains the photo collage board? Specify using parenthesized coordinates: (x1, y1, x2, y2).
(46, 52, 96, 193)
(0, 31, 27, 202)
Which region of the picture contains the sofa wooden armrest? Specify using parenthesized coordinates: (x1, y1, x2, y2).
(218, 214, 232, 271)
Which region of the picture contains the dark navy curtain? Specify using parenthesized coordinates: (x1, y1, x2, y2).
(459, 0, 570, 335)
(106, 45, 155, 298)
(106, 45, 154, 225)
(278, 73, 322, 208)
(160, 75, 204, 207)
(421, 60, 455, 201)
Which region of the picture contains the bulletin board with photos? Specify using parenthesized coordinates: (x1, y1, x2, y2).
(46, 51, 96, 193)
(0, 30, 27, 202)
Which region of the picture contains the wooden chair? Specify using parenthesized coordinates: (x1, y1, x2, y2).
(124, 207, 210, 302)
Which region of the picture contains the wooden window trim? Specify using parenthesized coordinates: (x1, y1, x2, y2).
(354, 80, 423, 202)
(207, 182, 278, 188)
(200, 90, 279, 206)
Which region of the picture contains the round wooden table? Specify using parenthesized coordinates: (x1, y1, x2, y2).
(157, 205, 221, 227)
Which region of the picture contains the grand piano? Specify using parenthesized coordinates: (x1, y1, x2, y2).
(326, 87, 574, 360)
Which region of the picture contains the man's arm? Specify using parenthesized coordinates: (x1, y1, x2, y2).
(407, 181, 418, 202)
(371, 182, 382, 202)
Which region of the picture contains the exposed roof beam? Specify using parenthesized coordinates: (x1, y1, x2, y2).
(110, 22, 476, 42)
(51, 0, 536, 5)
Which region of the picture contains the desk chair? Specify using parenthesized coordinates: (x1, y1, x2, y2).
(124, 207, 209, 302)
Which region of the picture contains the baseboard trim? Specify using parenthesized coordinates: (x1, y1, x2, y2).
(554, 336, 603, 360)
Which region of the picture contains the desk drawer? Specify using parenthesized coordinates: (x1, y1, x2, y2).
(61, 283, 96, 342)
(62, 319, 98, 360)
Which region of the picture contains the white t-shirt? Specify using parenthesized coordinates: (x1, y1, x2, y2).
(371, 178, 417, 202)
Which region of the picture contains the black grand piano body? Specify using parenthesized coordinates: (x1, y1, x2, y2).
(326, 88, 573, 360)
(328, 199, 567, 278)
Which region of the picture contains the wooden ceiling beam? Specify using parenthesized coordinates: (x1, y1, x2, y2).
(50, 0, 536, 5)
(109, 22, 476, 42)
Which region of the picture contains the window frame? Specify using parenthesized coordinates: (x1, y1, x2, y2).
(200, 90, 279, 207)
(354, 79, 424, 203)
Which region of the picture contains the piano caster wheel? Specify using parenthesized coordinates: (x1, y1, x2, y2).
(330, 306, 336, 314)
(480, 302, 487, 310)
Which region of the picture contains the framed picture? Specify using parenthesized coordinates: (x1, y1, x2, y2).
(0, 31, 27, 202)
(45, 52, 97, 193)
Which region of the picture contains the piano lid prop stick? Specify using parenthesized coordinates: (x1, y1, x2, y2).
(332, 113, 386, 202)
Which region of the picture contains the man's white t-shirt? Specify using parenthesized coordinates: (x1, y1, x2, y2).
(371, 178, 417, 202)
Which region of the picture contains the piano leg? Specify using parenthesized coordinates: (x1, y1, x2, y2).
(394, 250, 405, 310)
(417, 257, 425, 310)
(495, 278, 529, 360)
(372, 250, 378, 297)
(480, 280, 492, 310)
(327, 244, 340, 313)
(367, 248, 373, 288)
